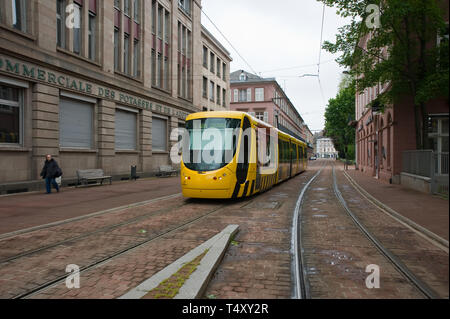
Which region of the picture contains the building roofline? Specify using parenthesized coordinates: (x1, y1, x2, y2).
(201, 25, 232, 61)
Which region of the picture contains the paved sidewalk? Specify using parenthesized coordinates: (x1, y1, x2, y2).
(341, 163, 449, 241)
(0, 177, 181, 235)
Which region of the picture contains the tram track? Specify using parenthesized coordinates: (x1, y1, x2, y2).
(331, 164, 440, 299)
(292, 162, 326, 299)
(10, 196, 259, 299)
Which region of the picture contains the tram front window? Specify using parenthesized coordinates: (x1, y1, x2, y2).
(183, 118, 242, 171)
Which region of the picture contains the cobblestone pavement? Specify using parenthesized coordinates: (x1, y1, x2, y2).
(28, 164, 322, 299)
(0, 160, 447, 299)
(334, 167, 449, 298)
(300, 162, 447, 299)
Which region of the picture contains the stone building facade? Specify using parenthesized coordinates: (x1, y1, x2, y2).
(201, 26, 232, 111)
(316, 137, 338, 159)
(0, 0, 231, 193)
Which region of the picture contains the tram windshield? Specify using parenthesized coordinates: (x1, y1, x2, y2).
(183, 118, 242, 171)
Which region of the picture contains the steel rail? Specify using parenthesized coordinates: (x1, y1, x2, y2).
(0, 193, 182, 241)
(13, 200, 238, 299)
(291, 162, 326, 299)
(332, 165, 439, 299)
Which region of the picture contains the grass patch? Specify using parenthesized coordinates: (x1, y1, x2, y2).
(143, 249, 208, 299)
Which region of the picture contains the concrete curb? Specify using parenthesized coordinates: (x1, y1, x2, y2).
(119, 224, 239, 299)
(342, 169, 449, 249)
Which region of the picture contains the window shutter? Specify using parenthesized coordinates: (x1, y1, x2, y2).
(152, 117, 167, 151)
(233, 89, 238, 102)
(249, 112, 255, 117)
(59, 98, 93, 148)
(115, 110, 137, 150)
(247, 88, 251, 102)
(263, 112, 268, 123)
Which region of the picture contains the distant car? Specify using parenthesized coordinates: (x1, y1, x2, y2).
(309, 156, 317, 160)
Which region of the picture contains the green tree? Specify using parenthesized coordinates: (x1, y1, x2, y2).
(318, 0, 449, 149)
(324, 79, 356, 160)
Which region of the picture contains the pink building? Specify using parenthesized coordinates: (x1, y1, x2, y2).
(229, 70, 310, 146)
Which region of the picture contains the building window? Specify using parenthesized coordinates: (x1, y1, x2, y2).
(238, 89, 247, 102)
(12, 0, 27, 33)
(152, 50, 156, 86)
(222, 63, 226, 81)
(59, 98, 94, 149)
(209, 81, 215, 102)
(428, 116, 449, 174)
(164, 11, 170, 43)
(210, 52, 215, 73)
(0, 84, 21, 145)
(115, 109, 137, 150)
(157, 53, 162, 87)
(222, 88, 226, 107)
(255, 88, 264, 102)
(72, 3, 82, 54)
(88, 11, 96, 61)
(133, 39, 140, 77)
(217, 58, 221, 78)
(133, 0, 140, 22)
(164, 56, 169, 90)
(124, 0, 130, 16)
(152, 117, 167, 152)
(178, 0, 191, 16)
(178, 22, 191, 99)
(152, 4, 171, 89)
(203, 46, 208, 68)
(157, 5, 163, 39)
(114, 28, 120, 71)
(202, 77, 207, 99)
(239, 73, 246, 81)
(217, 86, 221, 105)
(56, 0, 66, 48)
(124, 34, 130, 75)
(255, 112, 265, 121)
(115, 0, 142, 77)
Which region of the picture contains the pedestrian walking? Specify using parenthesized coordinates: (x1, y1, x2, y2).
(40, 154, 62, 194)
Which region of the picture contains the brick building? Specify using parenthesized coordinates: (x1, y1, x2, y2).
(0, 0, 231, 194)
(355, 6, 449, 184)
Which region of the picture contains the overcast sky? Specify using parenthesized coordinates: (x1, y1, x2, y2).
(201, 0, 351, 132)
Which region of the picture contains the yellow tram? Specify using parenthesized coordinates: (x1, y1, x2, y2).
(180, 111, 307, 199)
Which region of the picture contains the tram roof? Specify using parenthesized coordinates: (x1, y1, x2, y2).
(186, 111, 306, 145)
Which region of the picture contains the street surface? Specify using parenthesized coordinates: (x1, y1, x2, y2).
(0, 160, 447, 299)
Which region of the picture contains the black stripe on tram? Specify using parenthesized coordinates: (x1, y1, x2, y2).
(231, 182, 240, 199)
(242, 181, 250, 198)
(249, 180, 255, 196)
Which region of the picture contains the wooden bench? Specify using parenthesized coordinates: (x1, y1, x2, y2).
(156, 165, 178, 177)
(76, 169, 112, 187)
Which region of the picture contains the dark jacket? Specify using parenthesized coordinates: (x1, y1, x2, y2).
(40, 159, 62, 179)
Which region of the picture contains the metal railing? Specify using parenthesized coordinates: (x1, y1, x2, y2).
(402, 150, 448, 196)
(402, 150, 434, 178)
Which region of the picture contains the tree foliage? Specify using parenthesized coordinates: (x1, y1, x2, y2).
(317, 0, 449, 149)
(324, 80, 356, 159)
